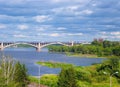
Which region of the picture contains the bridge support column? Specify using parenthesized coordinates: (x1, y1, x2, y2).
(0, 42, 4, 51)
(36, 43, 41, 52)
(36, 48, 41, 52)
(71, 41, 74, 46)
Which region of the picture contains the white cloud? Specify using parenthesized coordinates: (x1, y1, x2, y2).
(51, 0, 89, 3)
(100, 31, 120, 36)
(100, 32, 107, 35)
(17, 24, 28, 30)
(0, 24, 7, 29)
(75, 9, 93, 15)
(50, 33, 60, 37)
(52, 5, 79, 14)
(110, 32, 120, 35)
(52, 5, 93, 16)
(33, 15, 52, 23)
(100, 31, 120, 39)
(67, 33, 83, 36)
(13, 34, 28, 38)
(114, 36, 120, 39)
(40, 32, 83, 37)
(83, 10, 93, 14)
(36, 27, 45, 31)
(0, 14, 28, 23)
(51, 0, 61, 3)
(57, 27, 66, 30)
(0, 0, 25, 5)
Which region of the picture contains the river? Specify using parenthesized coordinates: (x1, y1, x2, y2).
(0, 47, 105, 76)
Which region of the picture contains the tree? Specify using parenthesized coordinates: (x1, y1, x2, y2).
(14, 62, 28, 87)
(103, 40, 111, 48)
(97, 58, 120, 77)
(112, 46, 120, 56)
(0, 55, 29, 87)
(0, 55, 16, 85)
(57, 67, 77, 87)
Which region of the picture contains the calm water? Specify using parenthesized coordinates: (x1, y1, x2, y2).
(0, 48, 105, 76)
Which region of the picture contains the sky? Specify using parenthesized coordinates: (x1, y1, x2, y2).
(0, 0, 120, 42)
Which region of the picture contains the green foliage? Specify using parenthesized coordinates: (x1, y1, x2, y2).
(97, 58, 120, 77)
(75, 68, 92, 83)
(14, 62, 28, 87)
(0, 55, 29, 87)
(33, 60, 120, 87)
(28, 76, 39, 83)
(40, 74, 58, 87)
(37, 61, 73, 69)
(17, 44, 33, 48)
(29, 74, 58, 87)
(76, 81, 91, 87)
(48, 40, 120, 57)
(57, 67, 77, 87)
(112, 46, 120, 56)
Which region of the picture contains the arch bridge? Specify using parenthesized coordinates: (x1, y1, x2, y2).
(0, 41, 75, 51)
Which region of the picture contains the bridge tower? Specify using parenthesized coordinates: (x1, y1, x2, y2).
(71, 41, 74, 46)
(0, 42, 4, 51)
(36, 43, 41, 52)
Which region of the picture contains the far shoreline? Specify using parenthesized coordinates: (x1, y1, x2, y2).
(65, 52, 107, 58)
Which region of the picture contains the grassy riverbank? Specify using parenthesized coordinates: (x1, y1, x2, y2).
(66, 52, 118, 59)
(29, 74, 58, 87)
(34, 60, 120, 87)
(66, 52, 104, 58)
(36, 61, 73, 68)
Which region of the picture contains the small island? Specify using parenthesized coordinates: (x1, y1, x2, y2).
(36, 61, 73, 68)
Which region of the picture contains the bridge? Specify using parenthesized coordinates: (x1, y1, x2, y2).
(0, 41, 77, 51)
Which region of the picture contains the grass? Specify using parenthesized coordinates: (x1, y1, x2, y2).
(36, 61, 74, 68)
(35, 61, 120, 87)
(66, 52, 105, 58)
(29, 74, 58, 87)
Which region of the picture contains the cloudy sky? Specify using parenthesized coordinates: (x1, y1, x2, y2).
(0, 0, 120, 42)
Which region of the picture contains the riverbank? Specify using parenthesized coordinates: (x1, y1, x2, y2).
(35, 60, 120, 87)
(66, 52, 105, 58)
(36, 61, 73, 68)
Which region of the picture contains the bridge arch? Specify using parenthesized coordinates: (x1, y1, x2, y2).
(40, 42, 70, 48)
(0, 42, 73, 51)
(3, 43, 38, 49)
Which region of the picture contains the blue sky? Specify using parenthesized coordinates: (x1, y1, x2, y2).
(0, 0, 120, 42)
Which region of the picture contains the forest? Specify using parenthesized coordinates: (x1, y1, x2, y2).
(48, 39, 120, 57)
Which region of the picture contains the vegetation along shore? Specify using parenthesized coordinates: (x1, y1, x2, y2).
(35, 57, 120, 87)
(48, 39, 120, 58)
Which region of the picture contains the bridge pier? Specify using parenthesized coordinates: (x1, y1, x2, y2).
(36, 43, 41, 52)
(0, 48, 4, 51)
(0, 42, 4, 51)
(71, 41, 74, 46)
(36, 48, 41, 52)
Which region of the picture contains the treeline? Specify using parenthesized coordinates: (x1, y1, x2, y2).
(48, 40, 120, 57)
(17, 44, 32, 48)
(0, 55, 29, 87)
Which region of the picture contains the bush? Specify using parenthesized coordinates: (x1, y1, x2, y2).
(57, 67, 77, 87)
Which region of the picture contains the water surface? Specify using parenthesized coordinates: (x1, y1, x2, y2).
(0, 48, 105, 76)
